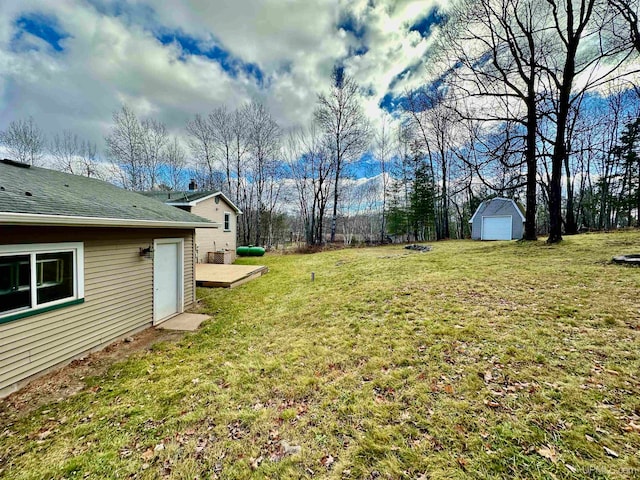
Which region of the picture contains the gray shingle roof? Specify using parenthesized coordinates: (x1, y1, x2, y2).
(0, 160, 216, 226)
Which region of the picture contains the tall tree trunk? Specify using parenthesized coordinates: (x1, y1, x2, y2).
(637, 158, 640, 226)
(440, 154, 449, 240)
(564, 154, 578, 234)
(524, 96, 538, 240)
(549, 45, 578, 243)
(330, 166, 340, 243)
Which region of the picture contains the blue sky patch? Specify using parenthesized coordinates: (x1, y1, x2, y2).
(410, 8, 447, 38)
(351, 152, 382, 178)
(338, 14, 366, 40)
(13, 13, 70, 52)
(85, 0, 156, 26)
(379, 93, 407, 113)
(350, 45, 369, 57)
(158, 31, 265, 86)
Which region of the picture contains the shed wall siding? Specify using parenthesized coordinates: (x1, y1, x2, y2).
(471, 200, 524, 240)
(0, 226, 195, 396)
(190, 197, 237, 263)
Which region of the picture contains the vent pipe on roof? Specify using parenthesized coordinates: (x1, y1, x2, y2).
(189, 179, 197, 191)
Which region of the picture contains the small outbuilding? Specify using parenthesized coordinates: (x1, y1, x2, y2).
(469, 197, 525, 240)
(143, 189, 241, 264)
(0, 159, 218, 397)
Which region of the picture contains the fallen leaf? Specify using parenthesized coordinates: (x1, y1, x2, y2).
(564, 463, 577, 473)
(250, 456, 263, 470)
(603, 446, 618, 458)
(320, 454, 335, 468)
(484, 399, 501, 408)
(141, 449, 154, 461)
(484, 371, 493, 383)
(624, 421, 640, 432)
(537, 445, 558, 463)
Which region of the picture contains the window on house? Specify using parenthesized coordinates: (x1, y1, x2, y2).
(224, 213, 231, 231)
(0, 255, 31, 313)
(0, 243, 84, 319)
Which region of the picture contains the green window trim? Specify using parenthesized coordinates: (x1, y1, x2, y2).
(0, 298, 85, 325)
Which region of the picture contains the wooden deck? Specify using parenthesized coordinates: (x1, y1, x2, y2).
(196, 264, 269, 288)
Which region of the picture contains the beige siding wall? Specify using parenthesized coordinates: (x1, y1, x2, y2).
(0, 226, 195, 396)
(190, 197, 238, 263)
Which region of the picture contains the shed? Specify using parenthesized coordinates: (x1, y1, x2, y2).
(0, 159, 218, 397)
(143, 190, 242, 263)
(469, 197, 525, 240)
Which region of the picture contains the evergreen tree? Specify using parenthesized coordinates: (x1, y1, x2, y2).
(409, 160, 436, 241)
(611, 117, 640, 226)
(386, 179, 409, 240)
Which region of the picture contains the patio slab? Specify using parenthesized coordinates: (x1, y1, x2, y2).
(156, 313, 210, 331)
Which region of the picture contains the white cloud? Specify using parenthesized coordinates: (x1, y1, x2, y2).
(0, 0, 448, 165)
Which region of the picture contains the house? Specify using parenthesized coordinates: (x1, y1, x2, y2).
(469, 197, 525, 240)
(0, 159, 218, 397)
(143, 189, 242, 263)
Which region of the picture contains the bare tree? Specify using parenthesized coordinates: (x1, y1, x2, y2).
(208, 106, 235, 196)
(51, 130, 99, 177)
(186, 114, 217, 189)
(140, 118, 168, 189)
(245, 102, 282, 246)
(230, 107, 253, 244)
(0, 117, 46, 166)
(285, 123, 335, 245)
(374, 115, 393, 242)
(609, 0, 640, 53)
(162, 137, 187, 190)
(543, 0, 637, 242)
(405, 89, 459, 239)
(314, 68, 371, 242)
(51, 130, 80, 173)
(438, 0, 554, 240)
(105, 105, 145, 190)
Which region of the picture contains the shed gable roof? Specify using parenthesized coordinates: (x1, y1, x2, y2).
(468, 197, 525, 223)
(0, 160, 218, 228)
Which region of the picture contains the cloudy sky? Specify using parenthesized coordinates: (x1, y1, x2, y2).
(0, 0, 447, 155)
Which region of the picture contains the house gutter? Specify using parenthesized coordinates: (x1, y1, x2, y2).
(0, 212, 220, 229)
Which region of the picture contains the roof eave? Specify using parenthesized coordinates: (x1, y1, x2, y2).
(0, 212, 220, 229)
(167, 191, 243, 214)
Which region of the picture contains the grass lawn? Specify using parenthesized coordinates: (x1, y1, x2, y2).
(1, 232, 640, 479)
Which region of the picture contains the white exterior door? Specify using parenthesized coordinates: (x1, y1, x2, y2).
(482, 216, 512, 240)
(153, 239, 184, 324)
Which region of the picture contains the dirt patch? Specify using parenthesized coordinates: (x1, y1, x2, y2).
(0, 328, 183, 422)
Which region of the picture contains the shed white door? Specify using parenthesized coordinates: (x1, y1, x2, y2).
(482, 216, 512, 240)
(153, 239, 183, 324)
